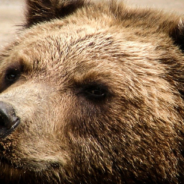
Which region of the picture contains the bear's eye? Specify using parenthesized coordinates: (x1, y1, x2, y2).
(5, 68, 21, 84)
(82, 84, 107, 100)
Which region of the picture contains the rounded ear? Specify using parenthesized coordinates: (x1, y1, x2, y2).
(169, 18, 184, 52)
(25, 0, 85, 27)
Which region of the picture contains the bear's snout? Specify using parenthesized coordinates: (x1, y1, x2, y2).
(0, 101, 20, 139)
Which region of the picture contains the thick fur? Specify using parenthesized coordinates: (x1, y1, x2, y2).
(0, 0, 184, 183)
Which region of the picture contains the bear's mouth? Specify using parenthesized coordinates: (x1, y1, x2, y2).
(0, 118, 20, 139)
(0, 154, 25, 172)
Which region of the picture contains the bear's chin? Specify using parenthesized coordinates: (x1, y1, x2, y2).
(0, 163, 52, 184)
(0, 158, 70, 184)
(0, 162, 27, 184)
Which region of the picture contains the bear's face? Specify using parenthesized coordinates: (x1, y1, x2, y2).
(0, 0, 184, 184)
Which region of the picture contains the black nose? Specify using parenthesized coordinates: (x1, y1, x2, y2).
(0, 101, 20, 139)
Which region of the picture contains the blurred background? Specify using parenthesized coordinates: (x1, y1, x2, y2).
(0, 0, 184, 48)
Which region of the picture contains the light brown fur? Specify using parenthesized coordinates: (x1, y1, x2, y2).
(0, 0, 184, 183)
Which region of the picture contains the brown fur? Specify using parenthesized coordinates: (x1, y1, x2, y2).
(0, 0, 184, 183)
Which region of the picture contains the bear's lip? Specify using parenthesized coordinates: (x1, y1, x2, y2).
(0, 118, 20, 139)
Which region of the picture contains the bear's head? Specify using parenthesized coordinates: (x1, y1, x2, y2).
(0, 0, 184, 183)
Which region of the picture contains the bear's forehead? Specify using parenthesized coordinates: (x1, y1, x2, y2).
(13, 20, 159, 66)
(0, 18, 167, 86)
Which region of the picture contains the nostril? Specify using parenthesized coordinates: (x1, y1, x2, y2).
(0, 108, 17, 129)
(0, 113, 6, 129)
(0, 111, 15, 130)
(0, 101, 20, 139)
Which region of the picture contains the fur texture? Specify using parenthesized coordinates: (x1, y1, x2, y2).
(0, 0, 184, 183)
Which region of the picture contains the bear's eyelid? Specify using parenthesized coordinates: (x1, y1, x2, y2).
(6, 62, 22, 72)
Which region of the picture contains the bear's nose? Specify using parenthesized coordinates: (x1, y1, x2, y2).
(0, 101, 20, 139)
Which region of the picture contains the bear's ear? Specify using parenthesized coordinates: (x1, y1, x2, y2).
(169, 18, 184, 52)
(25, 0, 85, 27)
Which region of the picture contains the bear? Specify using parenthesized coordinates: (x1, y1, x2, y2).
(0, 0, 184, 183)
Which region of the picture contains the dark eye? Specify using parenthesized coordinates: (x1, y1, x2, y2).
(5, 68, 20, 84)
(83, 84, 107, 100)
